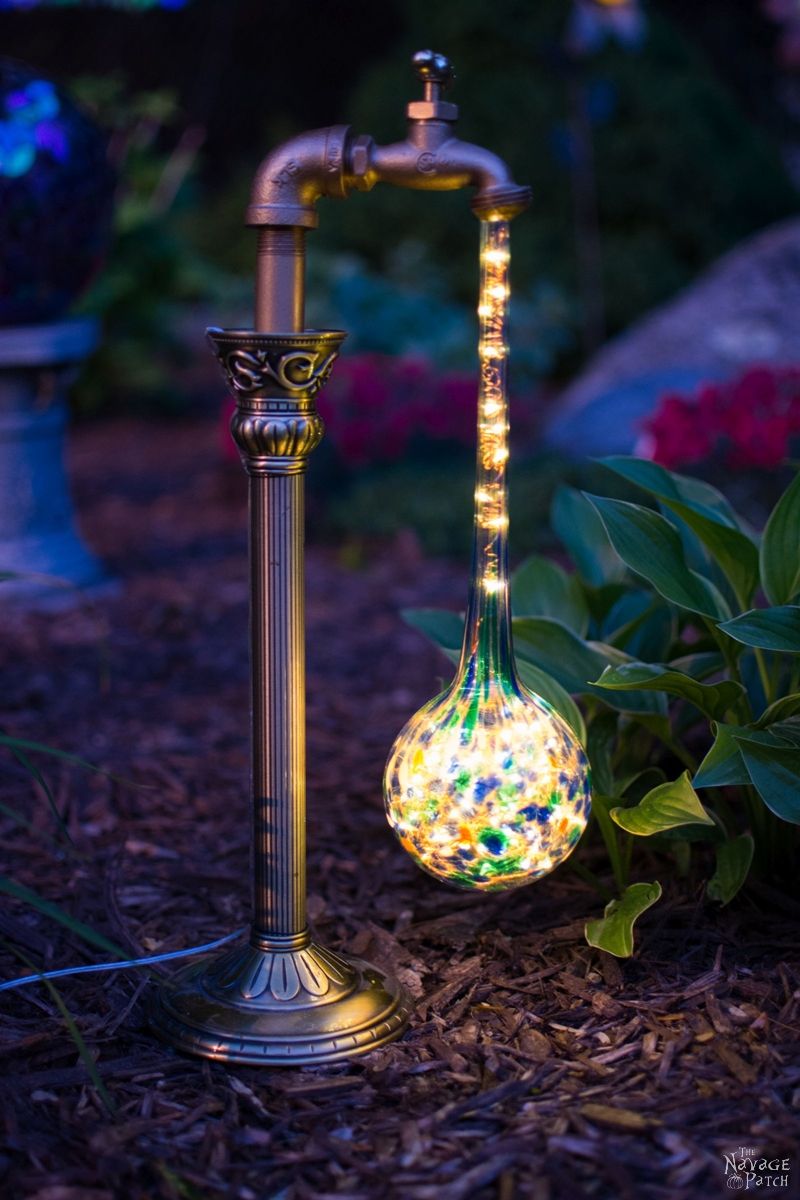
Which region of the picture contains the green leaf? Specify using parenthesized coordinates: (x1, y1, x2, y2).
(585, 581, 630, 626)
(402, 607, 463, 653)
(754, 693, 800, 727)
(591, 793, 627, 893)
(513, 617, 666, 714)
(767, 718, 800, 746)
(515, 659, 586, 744)
(630, 712, 673, 744)
(694, 721, 800, 788)
(592, 661, 745, 722)
(510, 555, 589, 635)
(649, 814, 725, 844)
(694, 723, 757, 788)
(621, 767, 668, 804)
(663, 504, 758, 608)
(602, 590, 673, 662)
(586, 712, 618, 796)
(601, 457, 758, 605)
(735, 737, 800, 823)
(707, 835, 754, 905)
(585, 495, 731, 619)
(0, 876, 125, 957)
(600, 457, 746, 526)
(610, 772, 714, 836)
(669, 651, 726, 679)
(551, 486, 624, 587)
(585, 881, 663, 958)
(718, 606, 800, 653)
(760, 470, 800, 605)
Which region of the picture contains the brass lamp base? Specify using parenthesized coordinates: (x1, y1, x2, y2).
(150, 935, 411, 1066)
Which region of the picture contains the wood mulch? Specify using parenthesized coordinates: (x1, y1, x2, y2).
(0, 419, 798, 1200)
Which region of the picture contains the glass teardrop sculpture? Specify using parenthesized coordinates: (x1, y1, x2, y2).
(384, 218, 592, 891)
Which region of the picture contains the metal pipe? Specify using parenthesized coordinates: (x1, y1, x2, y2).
(250, 469, 307, 941)
(255, 229, 305, 333)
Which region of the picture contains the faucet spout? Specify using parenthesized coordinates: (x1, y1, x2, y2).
(354, 133, 530, 219)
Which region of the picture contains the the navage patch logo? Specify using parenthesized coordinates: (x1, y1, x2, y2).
(723, 1147, 791, 1190)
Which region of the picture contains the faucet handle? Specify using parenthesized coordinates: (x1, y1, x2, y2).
(412, 50, 454, 91)
(408, 49, 458, 122)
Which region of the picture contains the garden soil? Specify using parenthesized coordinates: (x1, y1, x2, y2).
(1, 419, 798, 1200)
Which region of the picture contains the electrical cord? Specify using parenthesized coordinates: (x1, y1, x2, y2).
(0, 927, 246, 993)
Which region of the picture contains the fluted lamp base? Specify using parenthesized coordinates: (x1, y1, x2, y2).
(150, 936, 411, 1066)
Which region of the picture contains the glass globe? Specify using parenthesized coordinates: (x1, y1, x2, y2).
(384, 677, 591, 891)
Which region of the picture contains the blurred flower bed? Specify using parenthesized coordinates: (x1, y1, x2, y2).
(640, 365, 800, 470)
(637, 364, 800, 526)
(317, 354, 478, 467)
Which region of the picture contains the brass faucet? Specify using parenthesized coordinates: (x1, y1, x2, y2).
(150, 51, 530, 1067)
(248, 49, 531, 329)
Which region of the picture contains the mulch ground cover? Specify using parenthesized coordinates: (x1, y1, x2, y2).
(1, 418, 799, 1200)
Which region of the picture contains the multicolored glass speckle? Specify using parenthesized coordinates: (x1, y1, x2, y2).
(0, 78, 62, 178)
(384, 218, 592, 892)
(384, 685, 591, 891)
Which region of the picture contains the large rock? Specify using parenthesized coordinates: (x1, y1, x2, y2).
(545, 217, 800, 457)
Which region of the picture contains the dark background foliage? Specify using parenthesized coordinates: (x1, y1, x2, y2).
(2, 0, 796, 339)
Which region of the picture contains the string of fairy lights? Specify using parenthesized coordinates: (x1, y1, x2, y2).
(475, 218, 511, 596)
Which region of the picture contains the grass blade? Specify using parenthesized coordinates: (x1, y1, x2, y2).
(3, 941, 116, 1117)
(0, 875, 125, 957)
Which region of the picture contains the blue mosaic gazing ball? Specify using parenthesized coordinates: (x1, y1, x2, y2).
(0, 59, 115, 325)
(384, 684, 592, 892)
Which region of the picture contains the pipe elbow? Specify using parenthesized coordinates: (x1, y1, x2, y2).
(246, 125, 353, 229)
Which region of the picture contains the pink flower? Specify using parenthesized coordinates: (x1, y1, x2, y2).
(641, 365, 800, 471)
(642, 394, 712, 468)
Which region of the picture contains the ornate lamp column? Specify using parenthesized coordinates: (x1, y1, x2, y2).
(150, 330, 410, 1065)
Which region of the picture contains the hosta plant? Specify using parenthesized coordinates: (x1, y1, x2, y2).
(405, 456, 800, 956)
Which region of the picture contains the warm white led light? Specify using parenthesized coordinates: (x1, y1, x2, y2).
(482, 247, 510, 266)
